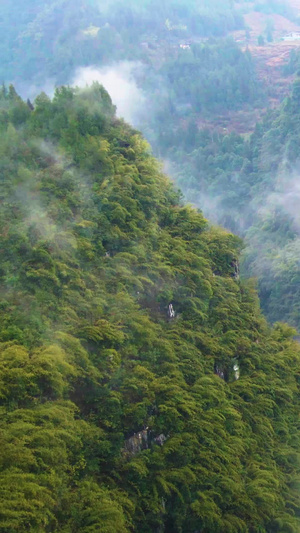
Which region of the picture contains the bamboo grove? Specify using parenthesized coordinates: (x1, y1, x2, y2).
(0, 84, 300, 532)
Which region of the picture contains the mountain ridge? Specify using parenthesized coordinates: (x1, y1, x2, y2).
(1, 83, 300, 532)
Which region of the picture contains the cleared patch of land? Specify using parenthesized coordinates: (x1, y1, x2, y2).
(222, 1, 300, 133)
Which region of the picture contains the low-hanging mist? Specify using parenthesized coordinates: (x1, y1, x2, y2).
(72, 62, 146, 125)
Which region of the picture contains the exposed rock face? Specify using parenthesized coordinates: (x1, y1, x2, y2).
(233, 361, 240, 380)
(124, 429, 149, 455)
(213, 259, 240, 280)
(168, 303, 175, 318)
(215, 364, 225, 380)
(231, 259, 240, 280)
(124, 430, 168, 456)
(214, 360, 240, 381)
(154, 434, 168, 446)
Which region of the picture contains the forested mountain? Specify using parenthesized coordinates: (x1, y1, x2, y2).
(0, 0, 243, 87)
(3, 1, 300, 531)
(3, 0, 300, 328)
(141, 38, 264, 124)
(154, 75, 300, 329)
(1, 85, 300, 532)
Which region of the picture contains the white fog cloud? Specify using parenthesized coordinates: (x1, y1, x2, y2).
(72, 62, 145, 125)
(258, 172, 300, 232)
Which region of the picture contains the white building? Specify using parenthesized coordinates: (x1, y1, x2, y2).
(283, 32, 300, 41)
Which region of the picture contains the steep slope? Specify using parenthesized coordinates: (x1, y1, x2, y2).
(162, 76, 300, 329)
(0, 85, 300, 532)
(0, 0, 244, 89)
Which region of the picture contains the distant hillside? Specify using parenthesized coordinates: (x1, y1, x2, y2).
(229, 0, 300, 122)
(0, 0, 244, 88)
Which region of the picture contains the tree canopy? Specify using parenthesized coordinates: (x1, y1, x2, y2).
(0, 84, 300, 532)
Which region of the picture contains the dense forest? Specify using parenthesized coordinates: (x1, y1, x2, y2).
(0, 0, 244, 87)
(2, 0, 300, 531)
(142, 38, 265, 120)
(1, 84, 300, 532)
(151, 74, 300, 328)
